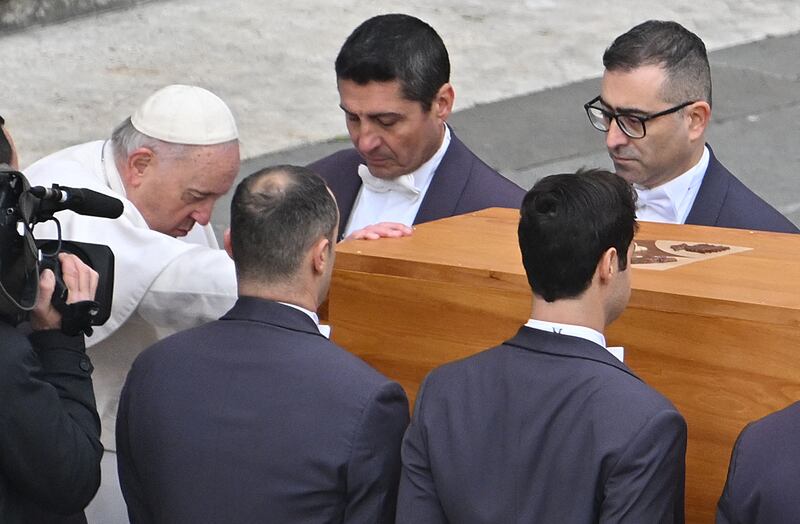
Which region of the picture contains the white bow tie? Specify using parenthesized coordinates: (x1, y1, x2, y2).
(635, 186, 677, 222)
(358, 164, 420, 198)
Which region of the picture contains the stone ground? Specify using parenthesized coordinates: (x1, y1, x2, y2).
(1, 0, 798, 232)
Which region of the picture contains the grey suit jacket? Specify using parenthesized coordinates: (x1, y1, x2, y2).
(686, 147, 798, 233)
(117, 297, 409, 524)
(308, 131, 525, 239)
(716, 401, 800, 524)
(397, 327, 687, 524)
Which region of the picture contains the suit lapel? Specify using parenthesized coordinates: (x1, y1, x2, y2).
(685, 145, 729, 227)
(504, 326, 642, 381)
(414, 132, 471, 224)
(325, 152, 364, 240)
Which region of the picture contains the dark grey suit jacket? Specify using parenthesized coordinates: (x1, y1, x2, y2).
(397, 327, 687, 524)
(686, 147, 798, 233)
(308, 131, 525, 239)
(117, 297, 409, 524)
(716, 401, 800, 524)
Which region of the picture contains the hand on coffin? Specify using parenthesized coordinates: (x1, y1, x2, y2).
(346, 222, 414, 241)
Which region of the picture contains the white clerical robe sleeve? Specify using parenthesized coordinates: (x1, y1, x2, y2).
(137, 246, 237, 334)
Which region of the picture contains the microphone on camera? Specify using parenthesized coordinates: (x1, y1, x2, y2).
(29, 185, 124, 219)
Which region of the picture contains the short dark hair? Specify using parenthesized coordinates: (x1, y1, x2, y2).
(229, 165, 338, 283)
(0, 116, 13, 166)
(335, 13, 450, 111)
(518, 169, 638, 302)
(603, 20, 712, 107)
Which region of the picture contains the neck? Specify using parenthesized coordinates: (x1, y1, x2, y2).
(530, 295, 606, 335)
(646, 141, 705, 190)
(237, 278, 320, 312)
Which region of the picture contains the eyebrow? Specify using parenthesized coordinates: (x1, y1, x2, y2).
(338, 104, 403, 120)
(598, 97, 647, 115)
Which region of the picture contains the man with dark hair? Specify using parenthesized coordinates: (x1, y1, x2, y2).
(716, 401, 800, 523)
(397, 169, 687, 523)
(310, 13, 524, 241)
(117, 165, 409, 523)
(584, 20, 797, 233)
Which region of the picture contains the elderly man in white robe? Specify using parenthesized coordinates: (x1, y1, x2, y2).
(25, 84, 240, 523)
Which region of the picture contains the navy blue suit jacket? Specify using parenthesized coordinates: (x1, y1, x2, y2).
(309, 132, 526, 239)
(117, 297, 409, 524)
(717, 401, 800, 524)
(686, 148, 798, 233)
(397, 327, 687, 524)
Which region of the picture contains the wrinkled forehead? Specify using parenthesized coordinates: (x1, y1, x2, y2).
(163, 141, 241, 192)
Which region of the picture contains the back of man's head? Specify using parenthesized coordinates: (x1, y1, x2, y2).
(518, 169, 637, 302)
(603, 20, 712, 107)
(229, 165, 338, 285)
(335, 13, 450, 111)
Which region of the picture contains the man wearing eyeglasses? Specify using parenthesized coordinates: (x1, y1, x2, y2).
(585, 20, 798, 234)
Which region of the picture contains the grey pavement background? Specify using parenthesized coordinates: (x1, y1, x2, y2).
(1, 0, 798, 236)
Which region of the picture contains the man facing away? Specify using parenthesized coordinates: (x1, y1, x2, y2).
(117, 166, 410, 523)
(397, 169, 687, 523)
(24, 84, 241, 522)
(584, 20, 798, 233)
(310, 13, 525, 241)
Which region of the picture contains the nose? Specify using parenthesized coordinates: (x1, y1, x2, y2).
(354, 122, 381, 155)
(605, 118, 630, 151)
(190, 201, 214, 226)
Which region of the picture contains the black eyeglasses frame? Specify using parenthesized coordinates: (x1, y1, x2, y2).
(583, 95, 696, 139)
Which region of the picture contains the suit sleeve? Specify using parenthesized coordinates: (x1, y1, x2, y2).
(395, 376, 449, 524)
(343, 380, 409, 524)
(116, 361, 155, 524)
(715, 424, 751, 524)
(0, 328, 102, 514)
(600, 409, 687, 524)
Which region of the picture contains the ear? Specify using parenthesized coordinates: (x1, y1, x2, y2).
(124, 147, 155, 188)
(432, 82, 455, 121)
(597, 247, 618, 286)
(686, 101, 711, 142)
(311, 236, 332, 275)
(223, 228, 233, 259)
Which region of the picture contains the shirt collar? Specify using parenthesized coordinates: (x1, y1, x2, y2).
(407, 123, 451, 192)
(101, 140, 127, 198)
(278, 301, 330, 338)
(634, 145, 710, 224)
(524, 318, 623, 362)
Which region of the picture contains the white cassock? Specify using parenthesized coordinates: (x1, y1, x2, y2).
(24, 140, 238, 523)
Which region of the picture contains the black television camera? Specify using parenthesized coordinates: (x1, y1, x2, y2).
(0, 166, 123, 334)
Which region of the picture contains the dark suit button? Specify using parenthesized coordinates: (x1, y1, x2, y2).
(79, 359, 91, 372)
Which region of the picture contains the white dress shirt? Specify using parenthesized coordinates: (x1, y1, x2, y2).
(525, 318, 624, 362)
(344, 125, 451, 237)
(635, 145, 710, 224)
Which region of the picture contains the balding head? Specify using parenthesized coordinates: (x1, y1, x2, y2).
(229, 165, 338, 286)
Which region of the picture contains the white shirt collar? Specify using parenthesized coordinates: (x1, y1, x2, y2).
(405, 123, 451, 193)
(634, 145, 710, 224)
(278, 302, 330, 338)
(524, 318, 624, 362)
(101, 140, 127, 198)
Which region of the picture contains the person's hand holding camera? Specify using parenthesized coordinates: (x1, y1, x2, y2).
(31, 253, 99, 332)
